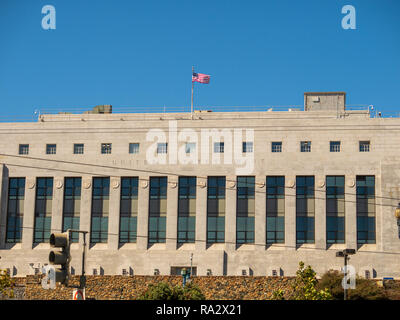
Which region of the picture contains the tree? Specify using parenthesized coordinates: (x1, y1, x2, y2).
(317, 270, 387, 300)
(0, 269, 15, 299)
(271, 262, 332, 300)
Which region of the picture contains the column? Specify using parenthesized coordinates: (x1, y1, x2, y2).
(166, 176, 178, 250)
(137, 176, 149, 250)
(255, 177, 266, 251)
(22, 177, 36, 249)
(0, 165, 8, 247)
(225, 176, 236, 251)
(315, 176, 326, 249)
(284, 176, 296, 250)
(51, 177, 64, 234)
(80, 176, 92, 235)
(345, 175, 357, 249)
(108, 177, 121, 250)
(195, 177, 207, 251)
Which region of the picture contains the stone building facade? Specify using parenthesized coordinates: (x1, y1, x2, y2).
(1, 92, 400, 279)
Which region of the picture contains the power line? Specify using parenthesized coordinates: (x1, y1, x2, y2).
(1, 153, 399, 206)
(3, 223, 400, 256)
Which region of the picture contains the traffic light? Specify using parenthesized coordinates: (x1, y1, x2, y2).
(49, 231, 71, 286)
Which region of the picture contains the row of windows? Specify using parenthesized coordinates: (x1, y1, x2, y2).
(17, 140, 371, 155)
(5, 175, 375, 246)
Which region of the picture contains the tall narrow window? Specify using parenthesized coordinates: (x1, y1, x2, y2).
(266, 176, 285, 244)
(207, 177, 225, 244)
(356, 176, 375, 244)
(90, 177, 110, 243)
(178, 177, 196, 243)
(6, 178, 25, 243)
(63, 177, 81, 242)
(326, 176, 345, 244)
(148, 177, 167, 244)
(120, 177, 138, 243)
(236, 176, 255, 244)
(296, 176, 315, 244)
(34, 178, 53, 243)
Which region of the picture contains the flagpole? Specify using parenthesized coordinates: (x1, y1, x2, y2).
(191, 66, 194, 120)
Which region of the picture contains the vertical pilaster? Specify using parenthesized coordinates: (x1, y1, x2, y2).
(22, 177, 36, 249)
(108, 177, 121, 250)
(51, 177, 64, 234)
(225, 176, 236, 251)
(345, 175, 357, 249)
(195, 177, 207, 251)
(285, 176, 296, 250)
(0, 165, 8, 247)
(137, 176, 149, 250)
(315, 176, 326, 249)
(255, 177, 266, 250)
(80, 176, 92, 235)
(166, 176, 178, 250)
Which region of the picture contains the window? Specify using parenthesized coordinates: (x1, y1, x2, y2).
(242, 142, 253, 153)
(148, 177, 167, 244)
(46, 144, 56, 155)
(90, 177, 110, 243)
(266, 176, 285, 244)
(236, 176, 255, 244)
(185, 142, 196, 154)
(356, 176, 375, 244)
(326, 176, 345, 244)
(63, 177, 81, 242)
(300, 141, 311, 152)
(120, 177, 138, 243)
(296, 176, 315, 244)
(330, 141, 341, 152)
(34, 178, 53, 243)
(73, 144, 84, 154)
(129, 143, 139, 154)
(214, 142, 224, 153)
(19, 144, 29, 155)
(271, 142, 282, 153)
(6, 178, 25, 243)
(359, 141, 370, 152)
(178, 177, 196, 243)
(101, 143, 112, 154)
(207, 177, 226, 244)
(157, 143, 168, 154)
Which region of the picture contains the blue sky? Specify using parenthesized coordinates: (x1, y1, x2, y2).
(0, 0, 399, 118)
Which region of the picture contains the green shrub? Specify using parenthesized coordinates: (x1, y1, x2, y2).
(317, 270, 388, 300)
(271, 262, 332, 300)
(139, 281, 205, 300)
(0, 269, 14, 299)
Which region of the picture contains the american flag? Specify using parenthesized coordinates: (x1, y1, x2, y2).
(192, 72, 210, 84)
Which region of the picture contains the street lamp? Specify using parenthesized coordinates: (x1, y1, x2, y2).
(336, 249, 356, 300)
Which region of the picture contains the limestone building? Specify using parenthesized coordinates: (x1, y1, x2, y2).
(0, 92, 400, 279)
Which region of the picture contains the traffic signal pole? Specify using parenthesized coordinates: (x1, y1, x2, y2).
(67, 229, 88, 290)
